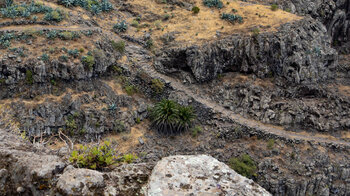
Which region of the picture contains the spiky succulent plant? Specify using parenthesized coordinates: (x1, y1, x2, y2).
(149, 99, 196, 135)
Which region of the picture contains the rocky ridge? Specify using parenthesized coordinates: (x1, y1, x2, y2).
(155, 17, 337, 84)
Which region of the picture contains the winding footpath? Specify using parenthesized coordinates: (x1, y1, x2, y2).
(1, 21, 349, 148)
(125, 45, 350, 149)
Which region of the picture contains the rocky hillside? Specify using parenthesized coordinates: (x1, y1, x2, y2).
(0, 0, 349, 195)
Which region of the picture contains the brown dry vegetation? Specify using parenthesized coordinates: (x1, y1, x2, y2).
(125, 0, 301, 45)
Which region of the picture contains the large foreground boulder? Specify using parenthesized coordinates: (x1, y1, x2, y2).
(0, 129, 65, 195)
(145, 155, 271, 196)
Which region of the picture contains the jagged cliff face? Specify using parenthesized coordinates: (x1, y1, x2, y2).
(264, 0, 350, 51)
(155, 17, 338, 84)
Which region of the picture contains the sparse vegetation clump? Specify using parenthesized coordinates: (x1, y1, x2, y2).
(81, 55, 95, 70)
(25, 69, 33, 84)
(145, 38, 154, 49)
(58, 0, 113, 14)
(221, 13, 243, 24)
(192, 6, 200, 14)
(267, 138, 275, 149)
(151, 78, 165, 94)
(0, 1, 56, 19)
(229, 154, 257, 178)
(251, 27, 260, 36)
(69, 141, 117, 170)
(111, 40, 125, 53)
(58, 31, 80, 40)
(149, 99, 196, 134)
(124, 84, 136, 95)
(0, 33, 14, 49)
(113, 20, 128, 33)
(203, 0, 223, 9)
(271, 4, 278, 11)
(68, 49, 80, 58)
(41, 53, 50, 61)
(44, 9, 64, 22)
(191, 125, 202, 137)
(122, 154, 138, 163)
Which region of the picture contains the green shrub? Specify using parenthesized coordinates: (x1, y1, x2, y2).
(112, 65, 123, 74)
(221, 13, 243, 24)
(151, 79, 165, 94)
(69, 141, 117, 170)
(65, 115, 77, 135)
(114, 120, 127, 132)
(191, 126, 202, 137)
(267, 139, 275, 149)
(44, 9, 64, 22)
(81, 55, 95, 70)
(124, 85, 136, 95)
(192, 6, 200, 14)
(229, 154, 257, 178)
(58, 31, 74, 40)
(251, 27, 260, 36)
(113, 20, 128, 33)
(203, 0, 223, 9)
(25, 70, 33, 84)
(145, 38, 153, 49)
(50, 78, 57, 86)
(154, 20, 162, 30)
(271, 4, 278, 11)
(122, 154, 138, 163)
(131, 19, 139, 27)
(149, 99, 196, 134)
(135, 117, 141, 124)
(111, 40, 125, 53)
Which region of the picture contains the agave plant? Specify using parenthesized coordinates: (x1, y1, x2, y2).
(113, 20, 128, 33)
(100, 0, 113, 11)
(150, 99, 179, 135)
(177, 105, 196, 132)
(221, 13, 243, 24)
(58, 0, 75, 7)
(149, 99, 196, 135)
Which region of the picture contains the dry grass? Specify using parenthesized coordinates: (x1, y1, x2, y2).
(337, 84, 350, 97)
(126, 0, 301, 45)
(104, 122, 149, 153)
(103, 80, 126, 95)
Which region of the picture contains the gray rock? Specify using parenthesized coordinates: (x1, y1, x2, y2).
(56, 168, 105, 196)
(145, 155, 271, 196)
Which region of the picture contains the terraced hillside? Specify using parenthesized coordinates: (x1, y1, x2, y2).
(0, 0, 349, 195)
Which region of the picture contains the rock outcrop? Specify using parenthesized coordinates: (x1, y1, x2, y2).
(155, 17, 337, 84)
(145, 155, 271, 196)
(0, 32, 120, 85)
(0, 129, 65, 195)
(271, 0, 350, 51)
